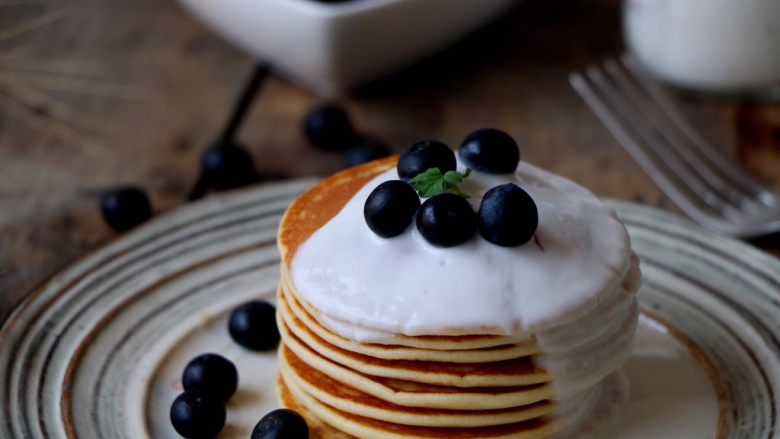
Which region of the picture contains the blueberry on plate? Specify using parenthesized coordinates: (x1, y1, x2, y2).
(397, 140, 456, 181)
(100, 186, 153, 232)
(478, 183, 538, 246)
(364, 180, 420, 238)
(181, 353, 238, 402)
(169, 391, 226, 439)
(458, 128, 520, 174)
(303, 104, 356, 151)
(416, 193, 476, 247)
(201, 141, 257, 191)
(344, 138, 391, 168)
(228, 301, 280, 351)
(252, 408, 309, 439)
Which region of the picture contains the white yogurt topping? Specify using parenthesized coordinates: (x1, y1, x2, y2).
(291, 161, 633, 338)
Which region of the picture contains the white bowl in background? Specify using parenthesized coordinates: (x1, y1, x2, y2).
(176, 0, 520, 95)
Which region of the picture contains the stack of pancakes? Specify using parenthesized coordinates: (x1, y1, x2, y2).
(276, 159, 640, 438)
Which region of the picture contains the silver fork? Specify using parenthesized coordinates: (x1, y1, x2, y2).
(569, 55, 780, 239)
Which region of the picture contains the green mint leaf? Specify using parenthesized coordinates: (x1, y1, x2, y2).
(425, 179, 447, 198)
(409, 167, 444, 196)
(442, 170, 464, 186)
(409, 167, 472, 198)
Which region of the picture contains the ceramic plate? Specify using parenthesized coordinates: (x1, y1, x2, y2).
(2, 179, 779, 438)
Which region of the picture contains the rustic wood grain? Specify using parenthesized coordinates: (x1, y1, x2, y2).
(1, 0, 778, 321)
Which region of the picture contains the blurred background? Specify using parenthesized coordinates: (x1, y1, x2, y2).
(1, 0, 779, 319)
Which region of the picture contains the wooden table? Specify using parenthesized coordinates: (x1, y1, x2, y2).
(1, 0, 779, 321)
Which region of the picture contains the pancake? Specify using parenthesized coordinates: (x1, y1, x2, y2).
(278, 283, 540, 363)
(279, 269, 529, 351)
(277, 309, 555, 394)
(278, 371, 627, 439)
(279, 283, 638, 394)
(551, 373, 630, 439)
(278, 158, 397, 267)
(278, 374, 357, 439)
(274, 155, 641, 437)
(279, 374, 564, 439)
(535, 272, 637, 355)
(276, 340, 555, 411)
(279, 346, 557, 428)
(278, 303, 550, 387)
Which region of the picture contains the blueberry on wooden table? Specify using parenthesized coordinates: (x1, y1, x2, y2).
(364, 180, 420, 238)
(229, 301, 280, 351)
(252, 409, 309, 439)
(459, 128, 520, 174)
(100, 186, 152, 232)
(416, 193, 477, 247)
(303, 105, 356, 151)
(397, 140, 456, 181)
(478, 183, 538, 246)
(200, 141, 257, 191)
(345, 138, 391, 168)
(169, 392, 226, 439)
(182, 353, 238, 402)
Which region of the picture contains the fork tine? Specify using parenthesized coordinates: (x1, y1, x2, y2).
(569, 70, 734, 225)
(602, 59, 766, 215)
(621, 54, 777, 206)
(582, 65, 750, 221)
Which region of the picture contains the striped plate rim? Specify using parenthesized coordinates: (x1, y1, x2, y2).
(0, 179, 778, 438)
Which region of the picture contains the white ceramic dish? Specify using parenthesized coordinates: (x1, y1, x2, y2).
(2, 179, 780, 438)
(175, 0, 519, 94)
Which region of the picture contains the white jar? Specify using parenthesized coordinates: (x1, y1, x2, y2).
(623, 0, 780, 98)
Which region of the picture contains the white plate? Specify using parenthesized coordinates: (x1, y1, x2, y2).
(175, 0, 519, 94)
(2, 179, 779, 438)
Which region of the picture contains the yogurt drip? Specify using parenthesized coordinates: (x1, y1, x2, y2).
(291, 161, 633, 339)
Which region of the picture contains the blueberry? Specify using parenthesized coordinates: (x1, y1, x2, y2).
(201, 141, 257, 191)
(100, 186, 152, 232)
(397, 140, 456, 181)
(416, 193, 476, 247)
(345, 138, 391, 168)
(478, 183, 538, 246)
(181, 353, 238, 402)
(252, 409, 309, 439)
(364, 180, 420, 238)
(228, 301, 280, 351)
(169, 392, 226, 439)
(459, 128, 520, 174)
(303, 105, 356, 151)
